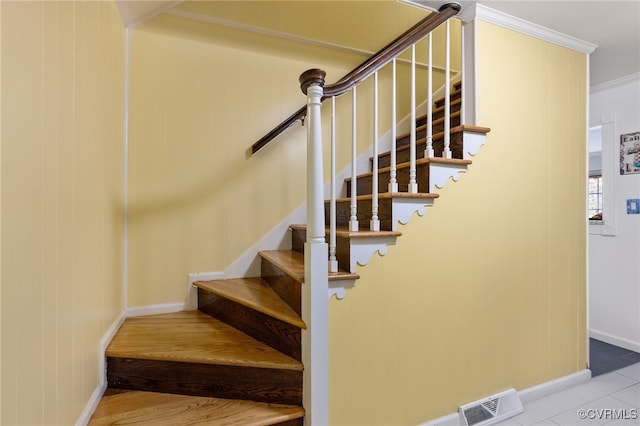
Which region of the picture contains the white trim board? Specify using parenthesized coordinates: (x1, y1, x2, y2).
(590, 72, 640, 94)
(419, 369, 592, 426)
(125, 302, 191, 318)
(115, 1, 183, 29)
(164, 8, 457, 74)
(590, 329, 640, 354)
(76, 301, 190, 424)
(75, 311, 127, 426)
(123, 27, 131, 311)
(475, 4, 597, 54)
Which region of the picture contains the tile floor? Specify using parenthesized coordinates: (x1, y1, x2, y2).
(496, 362, 640, 425)
(432, 363, 640, 426)
(590, 339, 640, 377)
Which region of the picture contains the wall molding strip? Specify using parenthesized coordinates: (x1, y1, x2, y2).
(590, 72, 640, 93)
(164, 8, 456, 74)
(475, 4, 597, 54)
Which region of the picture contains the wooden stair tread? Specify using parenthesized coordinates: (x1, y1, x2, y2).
(332, 192, 439, 203)
(353, 157, 472, 181)
(402, 123, 490, 144)
(89, 390, 304, 426)
(260, 250, 304, 283)
(260, 250, 359, 282)
(432, 94, 461, 111)
(434, 87, 462, 106)
(415, 109, 461, 132)
(195, 278, 306, 330)
(383, 125, 490, 158)
(333, 227, 401, 239)
(290, 224, 401, 240)
(106, 311, 302, 371)
(414, 107, 461, 131)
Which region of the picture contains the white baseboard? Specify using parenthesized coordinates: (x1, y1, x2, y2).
(590, 329, 640, 353)
(224, 204, 305, 279)
(77, 302, 197, 424)
(76, 311, 126, 426)
(76, 382, 107, 426)
(419, 369, 592, 426)
(125, 302, 191, 317)
(517, 369, 591, 403)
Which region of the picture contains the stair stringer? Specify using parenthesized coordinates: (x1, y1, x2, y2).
(391, 197, 435, 230)
(349, 235, 397, 273)
(429, 163, 469, 191)
(332, 131, 488, 299)
(329, 279, 357, 300)
(463, 129, 488, 158)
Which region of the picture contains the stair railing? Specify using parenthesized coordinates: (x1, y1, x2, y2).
(300, 2, 461, 273)
(299, 4, 461, 423)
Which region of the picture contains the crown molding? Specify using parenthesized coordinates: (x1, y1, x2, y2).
(475, 3, 597, 54)
(115, 0, 182, 29)
(590, 72, 640, 93)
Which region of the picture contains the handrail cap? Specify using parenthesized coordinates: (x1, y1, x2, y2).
(439, 2, 462, 13)
(299, 69, 326, 95)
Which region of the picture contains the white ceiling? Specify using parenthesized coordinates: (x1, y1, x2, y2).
(116, 0, 640, 87)
(479, 1, 640, 87)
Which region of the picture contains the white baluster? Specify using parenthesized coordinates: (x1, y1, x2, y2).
(443, 20, 452, 159)
(350, 86, 359, 232)
(409, 44, 418, 193)
(426, 33, 434, 158)
(371, 72, 380, 231)
(388, 59, 398, 193)
(329, 96, 338, 272)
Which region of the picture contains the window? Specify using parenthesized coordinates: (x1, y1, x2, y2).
(589, 125, 604, 226)
(588, 175, 603, 221)
(588, 116, 616, 236)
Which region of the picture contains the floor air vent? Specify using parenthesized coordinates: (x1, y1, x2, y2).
(458, 389, 523, 426)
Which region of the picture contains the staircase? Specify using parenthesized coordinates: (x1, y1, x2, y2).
(88, 79, 489, 425)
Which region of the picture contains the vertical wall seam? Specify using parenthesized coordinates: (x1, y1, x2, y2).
(39, 3, 46, 423)
(584, 52, 591, 370)
(0, 0, 3, 419)
(123, 27, 130, 310)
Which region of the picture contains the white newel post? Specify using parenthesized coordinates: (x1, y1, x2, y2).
(299, 69, 329, 426)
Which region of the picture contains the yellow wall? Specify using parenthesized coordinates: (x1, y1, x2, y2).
(126, 2, 458, 306)
(328, 21, 587, 425)
(1, 2, 125, 424)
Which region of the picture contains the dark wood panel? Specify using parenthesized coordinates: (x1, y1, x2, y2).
(329, 198, 395, 231)
(396, 115, 462, 152)
(275, 419, 305, 426)
(335, 237, 352, 273)
(379, 132, 465, 169)
(107, 357, 303, 405)
(198, 289, 301, 361)
(290, 227, 305, 254)
(434, 88, 462, 108)
(261, 259, 302, 315)
(415, 100, 462, 130)
(346, 162, 431, 198)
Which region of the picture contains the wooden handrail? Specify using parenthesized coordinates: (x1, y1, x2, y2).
(251, 2, 461, 155)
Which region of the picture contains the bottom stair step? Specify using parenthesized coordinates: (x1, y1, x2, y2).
(106, 311, 302, 404)
(89, 390, 304, 426)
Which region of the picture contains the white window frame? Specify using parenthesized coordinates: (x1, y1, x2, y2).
(589, 114, 617, 236)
